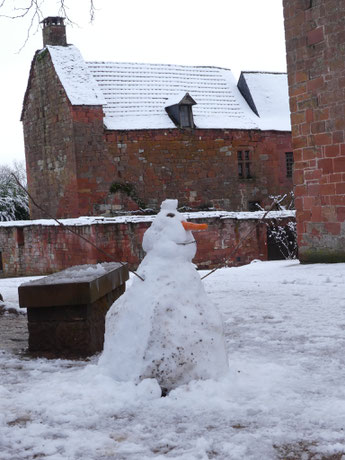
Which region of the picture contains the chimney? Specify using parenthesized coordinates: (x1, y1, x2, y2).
(42, 17, 67, 46)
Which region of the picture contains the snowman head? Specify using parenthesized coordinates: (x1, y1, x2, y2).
(142, 199, 207, 261)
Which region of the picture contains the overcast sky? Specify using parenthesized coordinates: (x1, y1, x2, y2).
(0, 0, 287, 167)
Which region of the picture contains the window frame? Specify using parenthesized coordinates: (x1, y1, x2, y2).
(237, 148, 253, 179)
(285, 151, 294, 178)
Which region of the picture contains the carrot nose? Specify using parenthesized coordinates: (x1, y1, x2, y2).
(182, 221, 208, 231)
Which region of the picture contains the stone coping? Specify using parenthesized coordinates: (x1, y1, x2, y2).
(18, 262, 129, 308)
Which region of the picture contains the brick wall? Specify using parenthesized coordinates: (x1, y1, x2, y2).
(283, 0, 345, 262)
(22, 48, 293, 219)
(0, 214, 295, 278)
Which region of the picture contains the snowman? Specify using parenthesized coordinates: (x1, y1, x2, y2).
(99, 199, 229, 393)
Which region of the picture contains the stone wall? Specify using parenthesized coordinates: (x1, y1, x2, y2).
(22, 50, 80, 219)
(0, 213, 295, 278)
(283, 0, 345, 262)
(71, 106, 115, 218)
(101, 128, 293, 214)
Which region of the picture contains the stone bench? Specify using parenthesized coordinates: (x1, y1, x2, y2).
(18, 262, 129, 358)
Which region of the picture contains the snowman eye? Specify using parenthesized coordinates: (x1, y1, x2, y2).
(166, 213, 175, 218)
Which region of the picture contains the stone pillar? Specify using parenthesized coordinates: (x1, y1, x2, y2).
(18, 263, 129, 358)
(283, 0, 345, 262)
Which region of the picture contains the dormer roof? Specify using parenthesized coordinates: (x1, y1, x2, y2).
(165, 92, 197, 108)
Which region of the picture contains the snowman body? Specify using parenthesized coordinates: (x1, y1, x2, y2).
(99, 200, 228, 390)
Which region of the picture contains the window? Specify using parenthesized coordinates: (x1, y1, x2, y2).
(286, 152, 294, 178)
(179, 105, 193, 128)
(16, 228, 25, 246)
(238, 150, 252, 179)
(0, 252, 3, 272)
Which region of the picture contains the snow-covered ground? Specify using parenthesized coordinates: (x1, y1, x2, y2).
(1, 260, 345, 459)
(0, 276, 42, 313)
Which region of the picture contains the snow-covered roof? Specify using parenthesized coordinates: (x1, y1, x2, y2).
(46, 45, 106, 106)
(43, 45, 291, 132)
(239, 72, 291, 131)
(87, 61, 260, 130)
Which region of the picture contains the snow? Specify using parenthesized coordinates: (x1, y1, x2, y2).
(1, 260, 345, 459)
(99, 200, 228, 390)
(240, 72, 291, 131)
(87, 61, 261, 131)
(46, 45, 107, 106)
(20, 263, 115, 287)
(43, 45, 291, 132)
(0, 276, 42, 313)
(0, 210, 295, 228)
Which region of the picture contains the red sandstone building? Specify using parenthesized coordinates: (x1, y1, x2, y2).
(283, 0, 345, 263)
(22, 17, 293, 219)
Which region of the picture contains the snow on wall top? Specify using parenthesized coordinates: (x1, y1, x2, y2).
(46, 45, 107, 106)
(240, 72, 291, 131)
(0, 210, 296, 228)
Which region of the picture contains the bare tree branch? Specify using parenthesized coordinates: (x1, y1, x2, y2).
(0, 0, 97, 47)
(16, 1, 42, 52)
(89, 0, 96, 22)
